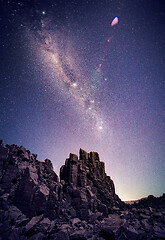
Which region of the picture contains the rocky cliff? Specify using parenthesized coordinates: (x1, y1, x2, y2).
(60, 149, 122, 219)
(0, 141, 165, 240)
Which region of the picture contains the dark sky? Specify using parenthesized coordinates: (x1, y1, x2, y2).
(0, 0, 165, 200)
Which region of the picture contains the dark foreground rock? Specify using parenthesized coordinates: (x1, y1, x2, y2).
(0, 140, 165, 239)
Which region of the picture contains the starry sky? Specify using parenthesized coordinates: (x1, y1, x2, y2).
(0, 0, 165, 201)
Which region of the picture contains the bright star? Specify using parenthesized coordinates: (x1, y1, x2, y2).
(72, 82, 77, 87)
(42, 11, 46, 15)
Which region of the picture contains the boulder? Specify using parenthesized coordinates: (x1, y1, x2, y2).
(25, 215, 43, 232)
(53, 230, 69, 240)
(28, 232, 45, 240)
(7, 205, 24, 222)
(124, 226, 139, 240)
(71, 218, 81, 225)
(70, 230, 87, 240)
(36, 217, 51, 232)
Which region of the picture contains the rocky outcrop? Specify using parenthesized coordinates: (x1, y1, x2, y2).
(60, 149, 122, 220)
(0, 140, 165, 240)
(0, 141, 60, 220)
(133, 194, 165, 209)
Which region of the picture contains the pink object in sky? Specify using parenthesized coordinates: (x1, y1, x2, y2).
(107, 36, 113, 42)
(99, 63, 102, 67)
(111, 16, 118, 27)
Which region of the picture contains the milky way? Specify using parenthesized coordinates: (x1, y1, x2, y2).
(29, 18, 105, 133)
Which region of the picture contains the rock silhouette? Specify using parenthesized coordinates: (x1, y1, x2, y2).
(0, 140, 165, 239)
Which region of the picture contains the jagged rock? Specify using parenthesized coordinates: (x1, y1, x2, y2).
(36, 217, 52, 232)
(60, 223, 72, 232)
(60, 153, 78, 187)
(139, 213, 150, 219)
(15, 217, 30, 227)
(154, 225, 165, 239)
(53, 230, 69, 240)
(0, 193, 9, 210)
(70, 230, 87, 240)
(0, 143, 61, 219)
(89, 212, 103, 222)
(152, 212, 162, 218)
(25, 215, 44, 232)
(71, 218, 81, 225)
(44, 158, 54, 171)
(123, 226, 139, 240)
(0, 141, 165, 240)
(7, 205, 23, 222)
(60, 149, 122, 220)
(28, 232, 45, 240)
(136, 194, 165, 209)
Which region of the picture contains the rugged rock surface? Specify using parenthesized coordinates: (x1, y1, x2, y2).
(60, 149, 122, 220)
(0, 140, 165, 239)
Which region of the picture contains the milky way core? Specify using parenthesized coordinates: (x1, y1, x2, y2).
(30, 20, 106, 133)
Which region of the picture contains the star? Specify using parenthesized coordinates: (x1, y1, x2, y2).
(72, 82, 78, 88)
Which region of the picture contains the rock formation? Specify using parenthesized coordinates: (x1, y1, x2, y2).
(0, 140, 165, 240)
(60, 149, 122, 220)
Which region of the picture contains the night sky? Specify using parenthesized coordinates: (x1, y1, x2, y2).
(0, 0, 165, 201)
